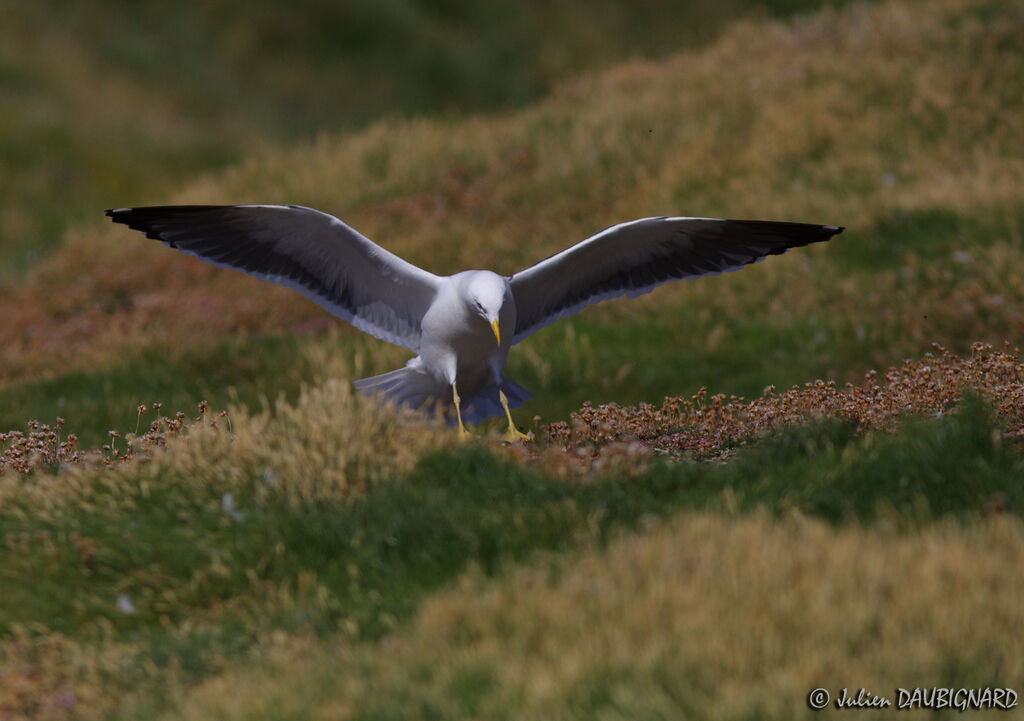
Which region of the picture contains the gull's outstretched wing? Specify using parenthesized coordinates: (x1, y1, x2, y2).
(107, 204, 441, 352)
(509, 217, 843, 344)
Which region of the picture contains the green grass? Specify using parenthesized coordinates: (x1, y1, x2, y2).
(511, 306, 860, 415)
(665, 395, 1021, 522)
(2, 396, 1018, 709)
(829, 206, 1024, 272)
(0, 335, 318, 449)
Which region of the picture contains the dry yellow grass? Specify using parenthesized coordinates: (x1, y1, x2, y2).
(0, 0, 1021, 385)
(0, 377, 451, 721)
(165, 511, 1024, 721)
(0, 628, 144, 721)
(0, 375, 450, 516)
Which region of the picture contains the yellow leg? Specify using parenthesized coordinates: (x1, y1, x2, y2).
(452, 383, 471, 440)
(500, 390, 532, 442)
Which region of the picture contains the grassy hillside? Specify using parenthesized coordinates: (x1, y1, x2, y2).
(2, 0, 1024, 718)
(0, 0, 845, 275)
(1, 0, 1021, 445)
(170, 512, 1024, 721)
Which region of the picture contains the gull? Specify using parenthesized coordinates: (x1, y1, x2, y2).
(107, 205, 843, 439)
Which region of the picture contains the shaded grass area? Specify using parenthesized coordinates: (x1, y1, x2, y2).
(513, 312, 846, 422)
(1, 397, 1020, 717)
(671, 395, 1018, 522)
(0, 334, 317, 449)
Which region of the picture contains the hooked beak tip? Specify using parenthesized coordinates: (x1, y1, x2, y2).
(491, 318, 501, 346)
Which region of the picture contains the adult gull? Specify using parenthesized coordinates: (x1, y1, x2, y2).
(106, 205, 843, 439)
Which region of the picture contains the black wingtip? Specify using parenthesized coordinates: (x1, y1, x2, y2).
(105, 205, 239, 234)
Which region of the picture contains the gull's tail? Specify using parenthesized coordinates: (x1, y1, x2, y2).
(353, 363, 444, 416)
(353, 361, 532, 425)
(459, 379, 533, 425)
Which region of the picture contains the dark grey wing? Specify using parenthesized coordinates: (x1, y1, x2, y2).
(107, 204, 441, 352)
(509, 216, 843, 343)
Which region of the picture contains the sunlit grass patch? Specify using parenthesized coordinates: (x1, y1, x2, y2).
(163, 511, 1024, 721)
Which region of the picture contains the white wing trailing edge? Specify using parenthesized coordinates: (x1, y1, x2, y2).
(106, 204, 441, 352)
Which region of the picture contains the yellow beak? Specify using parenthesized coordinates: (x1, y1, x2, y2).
(491, 318, 501, 346)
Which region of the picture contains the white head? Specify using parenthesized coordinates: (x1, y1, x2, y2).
(465, 271, 508, 345)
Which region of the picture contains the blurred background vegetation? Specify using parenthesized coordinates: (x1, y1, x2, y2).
(3, 1, 1024, 718)
(0, 0, 848, 274)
